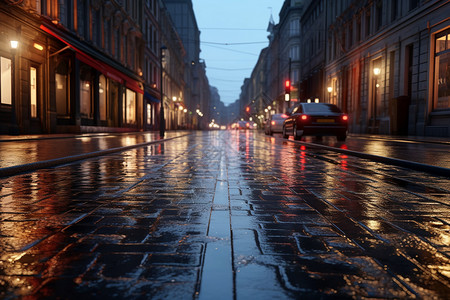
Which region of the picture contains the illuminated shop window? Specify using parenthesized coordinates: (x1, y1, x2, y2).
(99, 75, 107, 121)
(30, 67, 37, 118)
(123, 88, 136, 124)
(434, 29, 450, 110)
(1, 57, 12, 105)
(80, 80, 93, 118)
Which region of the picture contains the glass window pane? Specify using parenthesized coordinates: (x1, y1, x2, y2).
(126, 89, 136, 124)
(436, 35, 446, 53)
(99, 75, 107, 121)
(56, 73, 68, 115)
(435, 52, 450, 110)
(1, 57, 12, 105)
(30, 67, 37, 118)
(80, 80, 92, 118)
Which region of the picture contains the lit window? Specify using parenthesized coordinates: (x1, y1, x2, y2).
(0, 57, 12, 105)
(30, 67, 37, 118)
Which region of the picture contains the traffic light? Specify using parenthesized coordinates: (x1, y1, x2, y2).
(285, 80, 291, 94)
(284, 80, 291, 101)
(245, 106, 250, 113)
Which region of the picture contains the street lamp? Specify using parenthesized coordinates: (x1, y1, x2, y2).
(373, 67, 381, 76)
(10, 40, 19, 49)
(160, 46, 167, 138)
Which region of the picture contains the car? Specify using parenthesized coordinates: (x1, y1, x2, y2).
(235, 120, 257, 130)
(265, 113, 289, 135)
(282, 103, 348, 141)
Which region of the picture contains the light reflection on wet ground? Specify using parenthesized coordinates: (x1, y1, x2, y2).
(276, 133, 450, 169)
(0, 132, 186, 169)
(0, 131, 449, 298)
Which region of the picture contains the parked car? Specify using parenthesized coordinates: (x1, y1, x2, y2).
(265, 113, 289, 135)
(282, 103, 348, 141)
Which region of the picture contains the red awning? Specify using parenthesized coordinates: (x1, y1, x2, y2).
(41, 25, 143, 94)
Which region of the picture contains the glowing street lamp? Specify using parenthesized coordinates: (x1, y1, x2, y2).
(10, 40, 19, 49)
(373, 67, 381, 76)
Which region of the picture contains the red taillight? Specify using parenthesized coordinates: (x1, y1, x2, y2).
(301, 115, 308, 121)
(246, 123, 250, 127)
(342, 115, 349, 121)
(281, 114, 289, 118)
(271, 121, 275, 125)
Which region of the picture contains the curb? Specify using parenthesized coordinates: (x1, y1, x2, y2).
(0, 135, 188, 178)
(287, 139, 450, 178)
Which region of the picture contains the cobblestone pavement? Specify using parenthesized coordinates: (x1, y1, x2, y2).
(0, 131, 449, 299)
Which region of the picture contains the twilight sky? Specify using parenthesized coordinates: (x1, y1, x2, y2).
(193, 0, 284, 106)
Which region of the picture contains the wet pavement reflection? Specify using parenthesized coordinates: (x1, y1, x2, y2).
(281, 133, 450, 169)
(0, 132, 186, 169)
(0, 131, 449, 299)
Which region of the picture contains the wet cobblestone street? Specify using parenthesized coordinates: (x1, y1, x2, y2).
(0, 131, 449, 299)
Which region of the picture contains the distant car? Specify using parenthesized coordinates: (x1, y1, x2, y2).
(265, 113, 289, 135)
(282, 103, 348, 141)
(235, 120, 257, 130)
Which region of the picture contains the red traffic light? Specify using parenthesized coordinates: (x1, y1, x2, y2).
(285, 80, 291, 93)
(245, 106, 250, 113)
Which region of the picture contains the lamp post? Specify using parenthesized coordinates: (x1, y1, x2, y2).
(160, 46, 167, 138)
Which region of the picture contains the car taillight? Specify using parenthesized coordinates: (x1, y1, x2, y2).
(301, 115, 308, 121)
(246, 123, 250, 127)
(271, 121, 275, 125)
(342, 115, 349, 121)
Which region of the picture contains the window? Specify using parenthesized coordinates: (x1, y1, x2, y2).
(55, 60, 69, 116)
(123, 89, 136, 124)
(391, 0, 398, 22)
(434, 29, 450, 110)
(147, 103, 152, 125)
(80, 81, 92, 118)
(409, 0, 419, 11)
(289, 45, 299, 60)
(356, 16, 361, 42)
(99, 75, 107, 121)
(375, 1, 383, 31)
(290, 19, 300, 36)
(365, 11, 371, 38)
(1, 57, 12, 105)
(30, 67, 37, 118)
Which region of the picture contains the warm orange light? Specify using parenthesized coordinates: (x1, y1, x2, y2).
(301, 115, 308, 121)
(342, 115, 348, 121)
(271, 121, 275, 126)
(285, 80, 290, 88)
(33, 43, 44, 51)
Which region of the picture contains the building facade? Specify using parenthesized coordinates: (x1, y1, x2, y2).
(241, 0, 450, 137)
(0, 0, 201, 135)
(163, 0, 210, 129)
(300, 0, 327, 104)
(238, 0, 304, 127)
(0, 0, 149, 134)
(325, 0, 450, 137)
